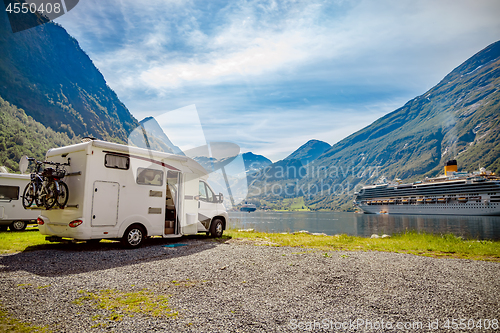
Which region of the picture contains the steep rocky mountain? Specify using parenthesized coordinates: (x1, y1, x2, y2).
(284, 139, 331, 165)
(312, 40, 500, 181)
(0, 9, 139, 142)
(248, 40, 500, 210)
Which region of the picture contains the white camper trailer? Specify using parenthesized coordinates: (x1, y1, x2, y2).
(37, 139, 228, 247)
(0, 173, 41, 231)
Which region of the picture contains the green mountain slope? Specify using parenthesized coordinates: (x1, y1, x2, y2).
(247, 40, 500, 211)
(0, 95, 76, 172)
(0, 10, 139, 142)
(314, 40, 500, 181)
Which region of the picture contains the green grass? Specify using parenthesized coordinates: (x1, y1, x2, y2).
(73, 289, 177, 326)
(0, 229, 52, 253)
(262, 196, 312, 211)
(224, 229, 500, 262)
(0, 304, 50, 332)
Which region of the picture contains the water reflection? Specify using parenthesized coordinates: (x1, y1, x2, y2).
(229, 211, 500, 240)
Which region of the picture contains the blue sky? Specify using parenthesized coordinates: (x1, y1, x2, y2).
(56, 0, 500, 161)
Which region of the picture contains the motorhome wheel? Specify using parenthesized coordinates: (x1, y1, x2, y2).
(210, 218, 224, 238)
(121, 225, 145, 248)
(9, 221, 27, 231)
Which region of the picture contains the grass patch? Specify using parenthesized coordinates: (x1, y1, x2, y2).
(0, 304, 50, 332)
(0, 229, 52, 253)
(73, 289, 177, 326)
(224, 229, 500, 262)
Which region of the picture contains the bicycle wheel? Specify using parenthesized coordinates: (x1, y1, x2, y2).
(43, 181, 58, 209)
(22, 182, 35, 209)
(34, 181, 43, 207)
(57, 181, 69, 208)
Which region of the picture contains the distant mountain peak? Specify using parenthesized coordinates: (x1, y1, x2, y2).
(285, 139, 331, 165)
(242, 152, 272, 173)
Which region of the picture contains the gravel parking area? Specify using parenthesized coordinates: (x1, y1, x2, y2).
(0, 237, 499, 332)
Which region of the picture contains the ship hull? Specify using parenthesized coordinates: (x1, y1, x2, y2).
(359, 202, 500, 216)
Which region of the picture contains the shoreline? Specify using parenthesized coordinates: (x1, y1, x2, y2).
(225, 229, 500, 262)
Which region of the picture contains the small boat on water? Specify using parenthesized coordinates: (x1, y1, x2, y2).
(240, 204, 257, 212)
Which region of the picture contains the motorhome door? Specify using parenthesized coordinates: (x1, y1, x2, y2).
(91, 181, 119, 226)
(181, 173, 198, 234)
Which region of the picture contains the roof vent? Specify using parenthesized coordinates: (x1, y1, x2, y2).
(81, 136, 97, 143)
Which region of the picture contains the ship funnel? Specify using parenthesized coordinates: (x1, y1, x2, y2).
(444, 160, 457, 176)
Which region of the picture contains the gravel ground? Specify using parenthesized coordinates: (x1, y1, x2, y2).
(0, 236, 499, 332)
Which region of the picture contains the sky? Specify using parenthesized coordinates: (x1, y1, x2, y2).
(55, 0, 500, 161)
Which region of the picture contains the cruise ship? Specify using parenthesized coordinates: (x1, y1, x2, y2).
(354, 160, 500, 216)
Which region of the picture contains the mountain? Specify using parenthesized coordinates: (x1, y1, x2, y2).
(129, 116, 184, 155)
(248, 40, 500, 211)
(242, 152, 272, 173)
(0, 10, 139, 142)
(313, 40, 500, 181)
(284, 139, 331, 165)
(0, 96, 76, 172)
(307, 40, 500, 210)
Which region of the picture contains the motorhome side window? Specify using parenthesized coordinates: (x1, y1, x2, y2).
(105, 154, 130, 170)
(199, 181, 214, 202)
(137, 168, 164, 186)
(0, 185, 19, 201)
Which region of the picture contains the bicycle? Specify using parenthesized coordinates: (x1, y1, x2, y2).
(44, 160, 70, 209)
(22, 158, 70, 210)
(22, 159, 45, 209)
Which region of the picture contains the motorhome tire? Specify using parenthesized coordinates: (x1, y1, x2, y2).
(9, 221, 27, 231)
(210, 218, 224, 238)
(121, 225, 145, 248)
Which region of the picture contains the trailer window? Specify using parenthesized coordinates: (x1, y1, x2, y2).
(105, 154, 129, 170)
(137, 168, 163, 186)
(0, 185, 19, 201)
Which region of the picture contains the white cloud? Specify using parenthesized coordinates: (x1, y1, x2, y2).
(63, 0, 500, 95)
(55, 0, 500, 159)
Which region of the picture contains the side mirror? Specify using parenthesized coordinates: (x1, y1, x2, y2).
(217, 193, 224, 203)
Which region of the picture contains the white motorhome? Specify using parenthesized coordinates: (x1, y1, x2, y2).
(37, 139, 228, 247)
(0, 173, 40, 231)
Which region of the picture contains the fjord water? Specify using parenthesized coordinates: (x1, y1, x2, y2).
(229, 211, 500, 240)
